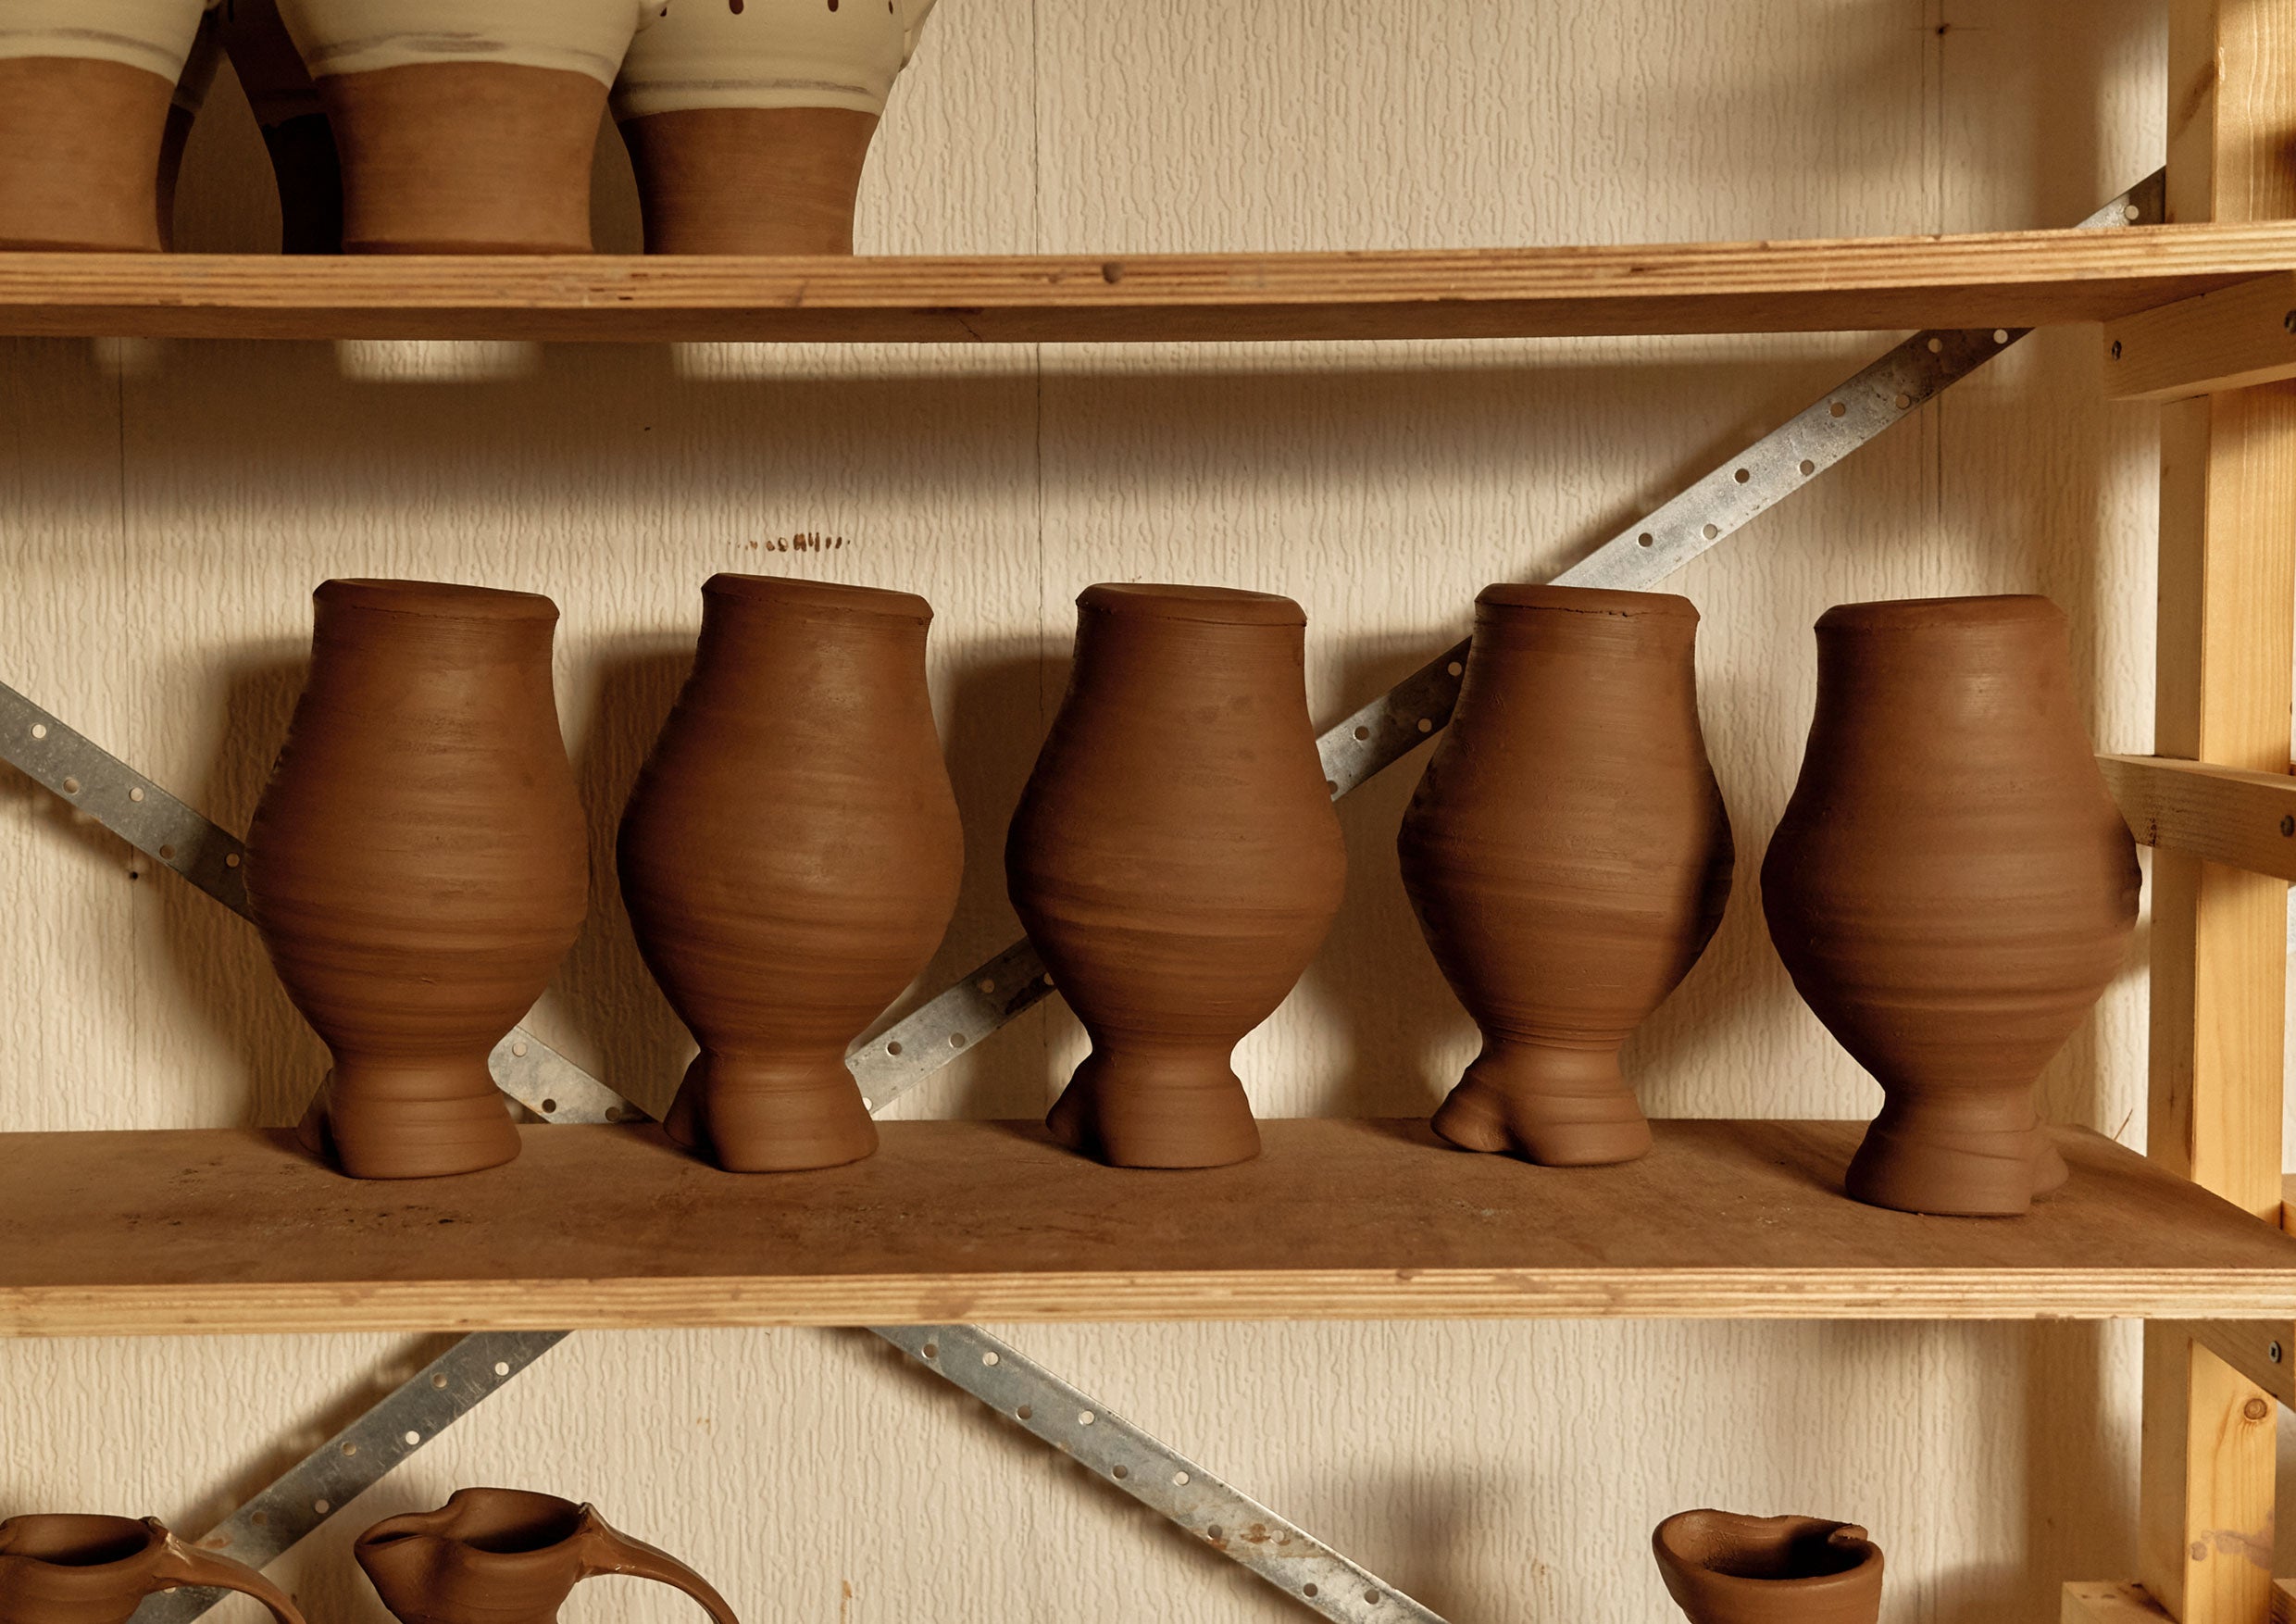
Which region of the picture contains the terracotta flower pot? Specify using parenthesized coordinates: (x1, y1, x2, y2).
(1007, 584, 1347, 1168)
(618, 575, 964, 1172)
(611, 0, 938, 254)
(356, 1490, 739, 1624)
(273, 0, 661, 252)
(1762, 595, 2140, 1217)
(0, 1514, 304, 1624)
(1653, 1510, 1883, 1624)
(1398, 586, 1734, 1165)
(245, 581, 589, 1181)
(0, 0, 219, 251)
(216, 0, 343, 252)
(156, 9, 225, 249)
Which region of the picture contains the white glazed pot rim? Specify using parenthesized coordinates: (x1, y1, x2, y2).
(0, 0, 220, 81)
(610, 0, 936, 119)
(273, 0, 662, 88)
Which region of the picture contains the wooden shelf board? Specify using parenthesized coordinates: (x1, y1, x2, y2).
(2, 225, 2295, 343)
(2, 1118, 2291, 1336)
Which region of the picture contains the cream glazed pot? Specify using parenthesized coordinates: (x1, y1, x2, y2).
(0, 0, 221, 251)
(612, 0, 939, 253)
(274, 0, 664, 252)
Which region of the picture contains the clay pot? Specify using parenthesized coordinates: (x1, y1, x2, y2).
(618, 575, 963, 1171)
(1398, 586, 1733, 1166)
(0, 1514, 304, 1624)
(356, 1490, 740, 1624)
(272, 0, 661, 252)
(0, 0, 219, 250)
(245, 581, 588, 1181)
(157, 9, 225, 249)
(1653, 1510, 1883, 1624)
(611, 0, 938, 254)
(216, 0, 343, 252)
(1007, 584, 1346, 1168)
(1762, 595, 2140, 1217)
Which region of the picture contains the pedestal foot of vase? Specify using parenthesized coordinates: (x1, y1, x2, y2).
(1045, 1047, 1261, 1169)
(296, 1065, 520, 1181)
(1430, 1043, 1653, 1166)
(1845, 1096, 2069, 1217)
(661, 1054, 880, 1173)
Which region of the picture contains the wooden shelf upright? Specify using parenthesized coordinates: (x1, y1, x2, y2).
(2065, 3, 2296, 1621)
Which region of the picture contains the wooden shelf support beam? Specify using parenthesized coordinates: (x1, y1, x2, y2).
(2103, 274, 2296, 399)
(2101, 756, 2296, 880)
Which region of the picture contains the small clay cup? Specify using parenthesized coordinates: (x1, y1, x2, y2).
(1653, 1510, 1882, 1624)
(245, 581, 588, 1181)
(612, 0, 938, 253)
(1007, 583, 1346, 1168)
(618, 574, 964, 1172)
(1761, 595, 2140, 1217)
(356, 1489, 739, 1624)
(0, 0, 219, 251)
(216, 0, 343, 252)
(1398, 585, 1733, 1165)
(0, 1514, 304, 1624)
(274, 0, 659, 252)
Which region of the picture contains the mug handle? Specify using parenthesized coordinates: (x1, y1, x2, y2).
(149, 1530, 306, 1624)
(578, 1515, 741, 1624)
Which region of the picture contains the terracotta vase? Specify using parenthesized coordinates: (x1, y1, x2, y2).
(216, 0, 343, 252)
(1762, 595, 2140, 1217)
(245, 581, 589, 1181)
(1006, 583, 1346, 1168)
(0, 0, 219, 250)
(618, 575, 963, 1171)
(612, 0, 938, 254)
(273, 0, 660, 252)
(157, 8, 225, 249)
(1397, 586, 1734, 1166)
(356, 1490, 740, 1624)
(0, 1514, 304, 1624)
(1653, 1511, 1883, 1624)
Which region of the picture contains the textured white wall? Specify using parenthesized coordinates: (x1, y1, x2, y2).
(0, 0, 2228, 1619)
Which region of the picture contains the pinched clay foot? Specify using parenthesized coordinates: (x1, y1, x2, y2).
(1845, 1097, 2065, 1217)
(1429, 1044, 1653, 1166)
(663, 1053, 879, 1172)
(1045, 1045, 1260, 1168)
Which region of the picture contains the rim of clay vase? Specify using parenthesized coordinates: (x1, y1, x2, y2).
(1653, 1510, 1881, 1593)
(357, 1488, 592, 1559)
(1077, 582, 1305, 626)
(0, 1514, 160, 1567)
(1816, 593, 2062, 632)
(317, 580, 561, 622)
(1477, 582, 1698, 619)
(703, 572, 931, 622)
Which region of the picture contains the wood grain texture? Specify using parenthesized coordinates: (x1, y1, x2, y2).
(2066, 1582, 2177, 1623)
(3, 223, 2296, 343)
(1, 1119, 2292, 1336)
(2176, 1320, 2296, 1410)
(2103, 273, 2296, 399)
(2142, 7, 2296, 1618)
(2101, 754, 2296, 879)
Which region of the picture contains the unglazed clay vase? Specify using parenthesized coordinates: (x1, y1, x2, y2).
(217, 0, 343, 252)
(273, 0, 661, 252)
(157, 9, 224, 249)
(0, 0, 220, 250)
(1007, 584, 1347, 1168)
(356, 1490, 740, 1624)
(612, 0, 938, 254)
(245, 581, 588, 1180)
(1398, 586, 1733, 1166)
(0, 1514, 304, 1624)
(1762, 595, 2140, 1217)
(1653, 1511, 1883, 1624)
(618, 575, 963, 1172)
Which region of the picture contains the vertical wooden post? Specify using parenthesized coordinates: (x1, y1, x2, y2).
(2140, 5, 2296, 1620)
